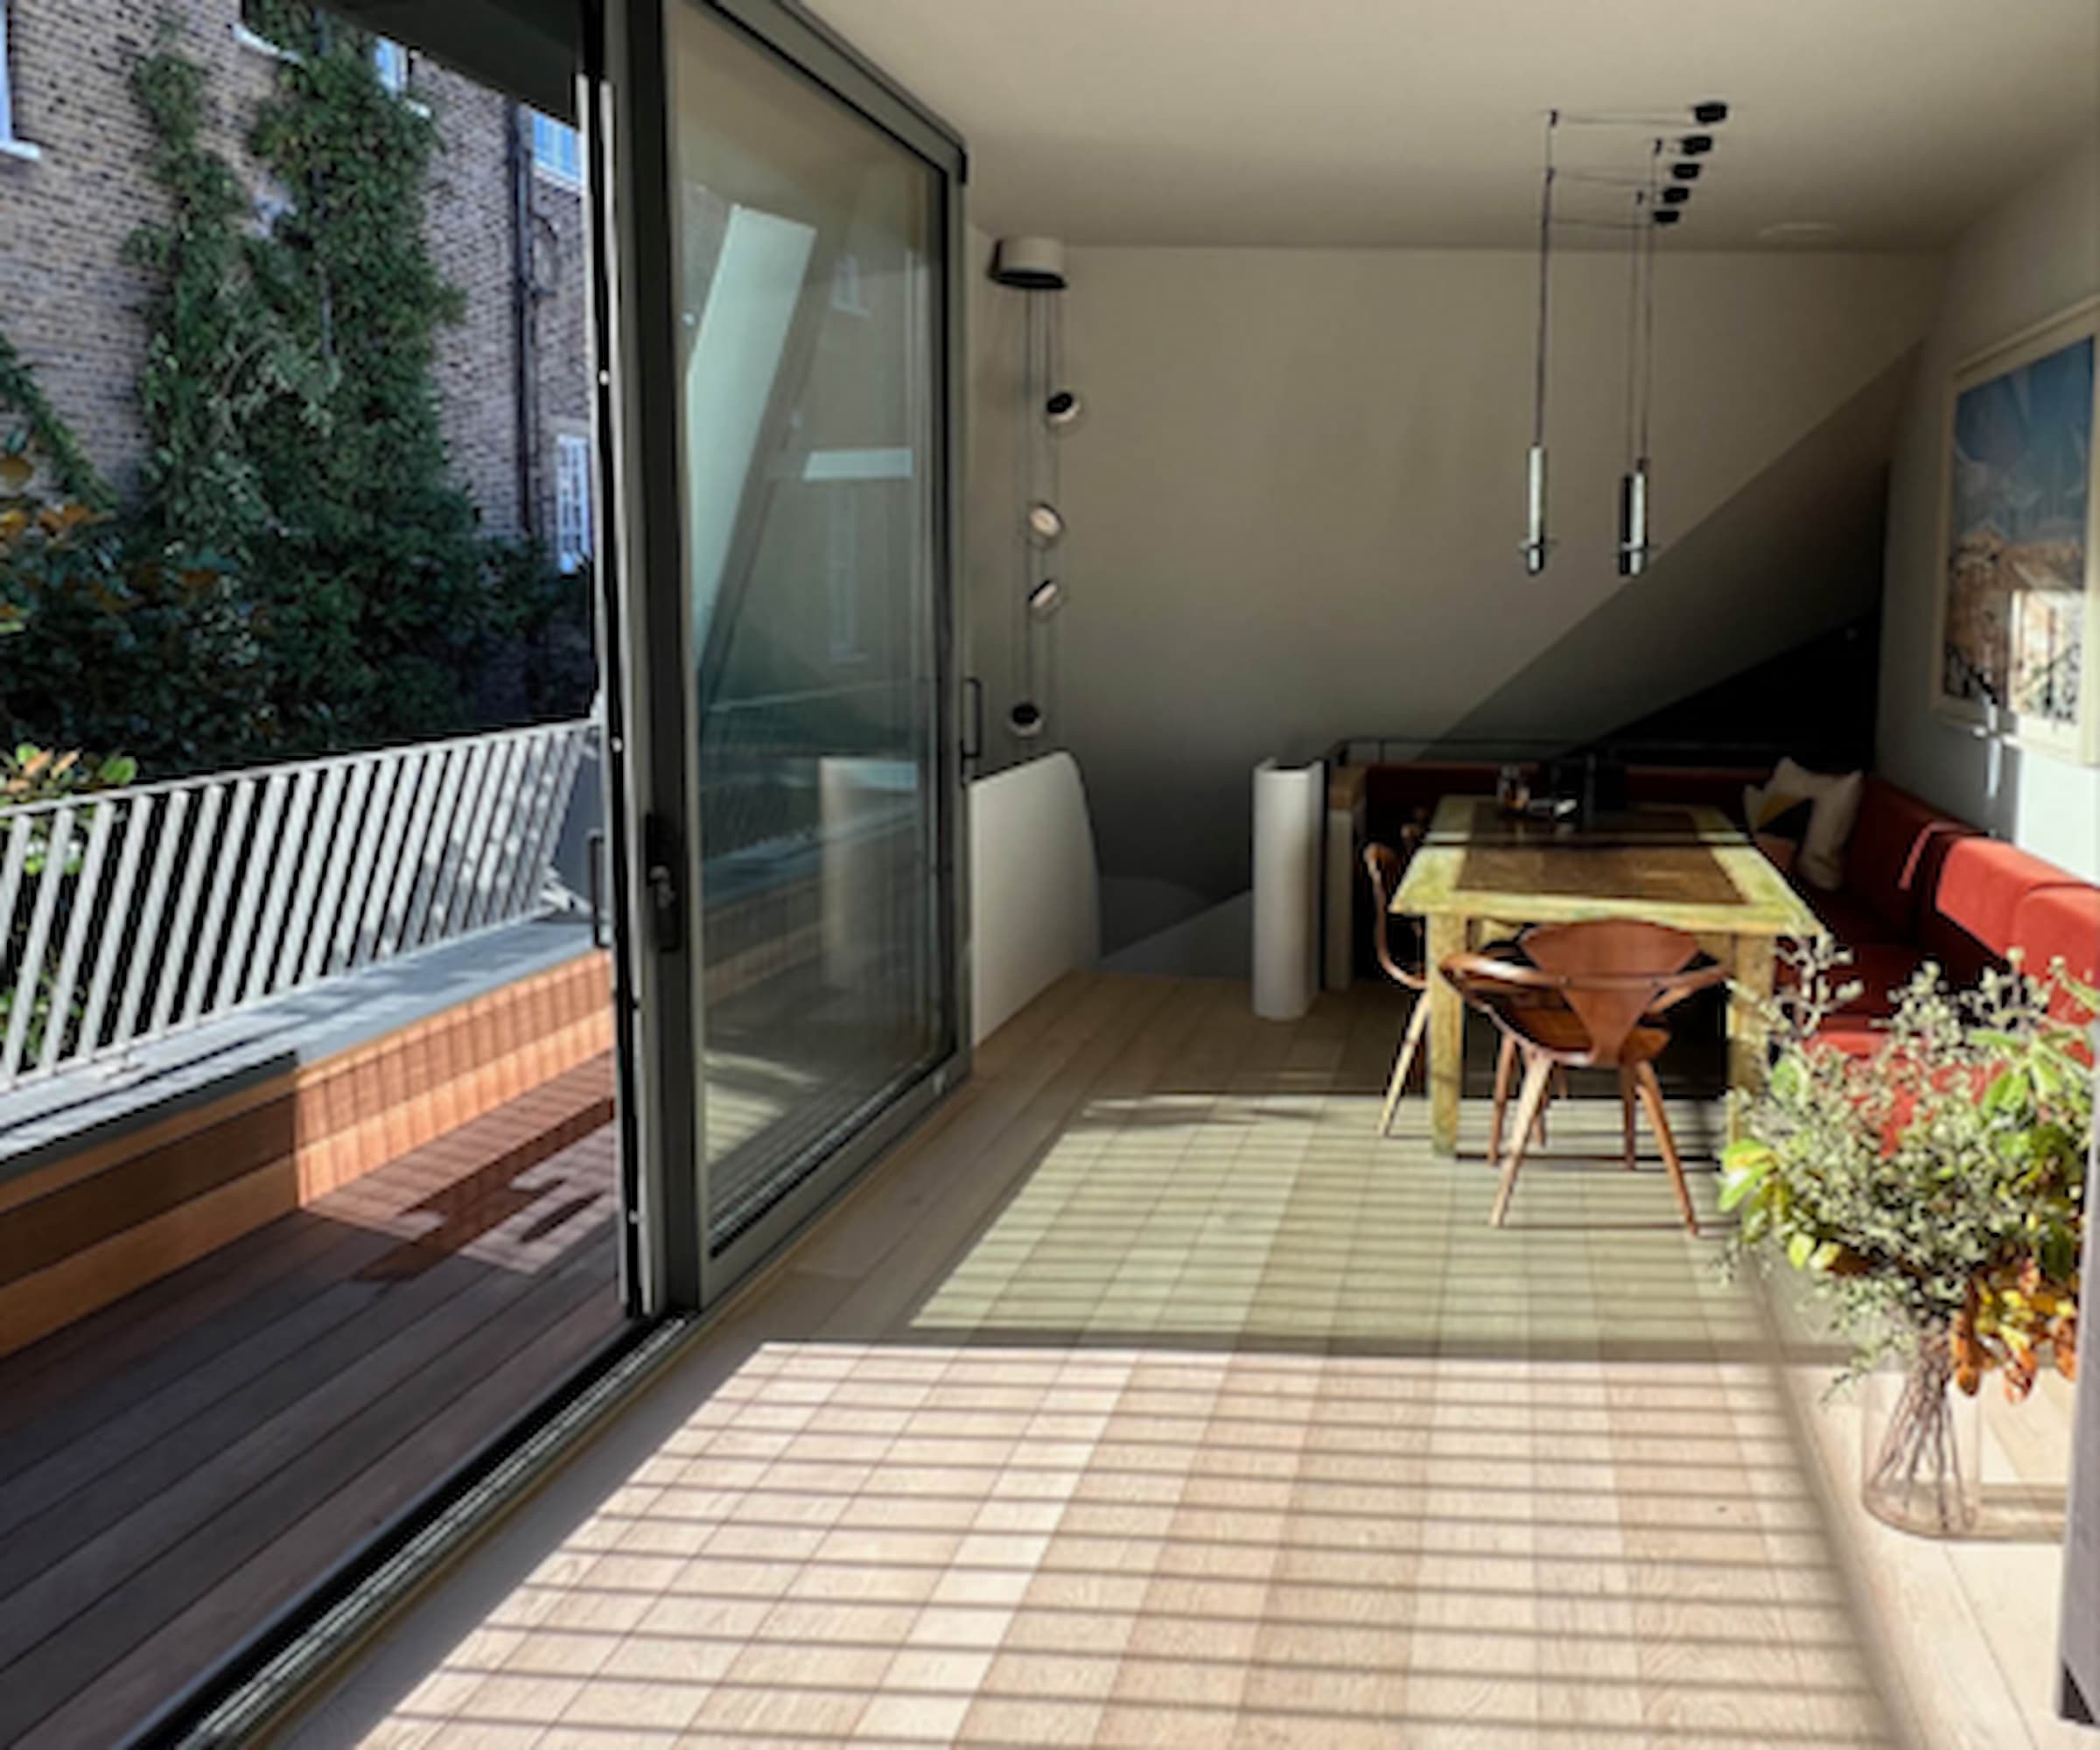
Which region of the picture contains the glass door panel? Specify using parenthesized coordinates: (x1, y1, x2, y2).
(666, 2, 951, 1263)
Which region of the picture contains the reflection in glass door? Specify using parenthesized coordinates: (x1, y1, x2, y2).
(664, 2, 956, 1270)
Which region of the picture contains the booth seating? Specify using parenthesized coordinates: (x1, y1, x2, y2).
(1796, 775, 2099, 1051)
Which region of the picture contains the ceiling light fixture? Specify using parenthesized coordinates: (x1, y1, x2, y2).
(1025, 500, 1064, 545)
(1045, 388, 1083, 429)
(1027, 578, 1064, 619)
(1522, 99, 1719, 582)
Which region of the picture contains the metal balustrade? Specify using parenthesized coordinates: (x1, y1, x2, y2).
(0, 718, 594, 1093)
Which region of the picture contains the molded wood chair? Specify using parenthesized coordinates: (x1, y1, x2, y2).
(1365, 839, 1550, 1139)
(1364, 840, 1432, 1136)
(1443, 920, 1727, 1232)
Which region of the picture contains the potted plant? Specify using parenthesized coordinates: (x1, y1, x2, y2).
(1722, 944, 2094, 1536)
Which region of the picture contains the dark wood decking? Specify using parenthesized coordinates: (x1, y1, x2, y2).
(0, 1059, 626, 1749)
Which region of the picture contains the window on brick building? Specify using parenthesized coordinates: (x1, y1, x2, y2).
(372, 37, 410, 95)
(0, 3, 19, 148)
(532, 110, 584, 190)
(554, 432, 593, 574)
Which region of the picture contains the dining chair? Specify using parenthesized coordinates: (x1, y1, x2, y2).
(1364, 837, 1548, 1140)
(1363, 840, 1432, 1137)
(1443, 920, 1727, 1233)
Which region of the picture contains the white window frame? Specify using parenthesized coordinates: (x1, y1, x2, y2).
(372, 36, 410, 96)
(0, 4, 41, 161)
(531, 110, 584, 192)
(554, 432, 593, 576)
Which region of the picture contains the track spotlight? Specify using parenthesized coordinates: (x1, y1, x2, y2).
(1659, 185, 1690, 206)
(1652, 207, 1683, 226)
(1025, 500, 1064, 545)
(1027, 578, 1064, 619)
(1670, 160, 1703, 181)
(1691, 100, 1730, 124)
(1677, 133, 1715, 156)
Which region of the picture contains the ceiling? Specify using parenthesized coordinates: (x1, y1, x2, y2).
(805, 0, 2100, 249)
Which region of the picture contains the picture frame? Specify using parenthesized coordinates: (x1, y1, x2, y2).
(1931, 295, 2100, 764)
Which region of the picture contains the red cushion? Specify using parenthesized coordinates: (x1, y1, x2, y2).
(1843, 942, 1932, 1012)
(1841, 778, 1977, 939)
(1932, 837, 2076, 953)
(2010, 886, 2100, 1026)
(1811, 1014, 1885, 1058)
(1808, 886, 1904, 949)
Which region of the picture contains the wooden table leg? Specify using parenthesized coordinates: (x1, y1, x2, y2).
(1427, 912, 1466, 1156)
(1727, 933, 1775, 1142)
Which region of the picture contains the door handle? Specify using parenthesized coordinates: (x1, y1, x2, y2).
(587, 829, 607, 949)
(962, 676, 984, 766)
(642, 814, 684, 954)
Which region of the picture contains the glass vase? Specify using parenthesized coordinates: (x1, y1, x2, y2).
(1860, 1328, 1983, 1538)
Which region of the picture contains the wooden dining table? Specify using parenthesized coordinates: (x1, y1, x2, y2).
(1391, 795, 1826, 1156)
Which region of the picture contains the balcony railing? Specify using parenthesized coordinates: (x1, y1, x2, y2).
(0, 718, 594, 1093)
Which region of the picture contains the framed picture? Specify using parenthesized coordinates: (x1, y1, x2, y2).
(1932, 295, 2100, 763)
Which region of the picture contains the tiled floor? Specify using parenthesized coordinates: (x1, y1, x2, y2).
(284, 974, 1924, 1748)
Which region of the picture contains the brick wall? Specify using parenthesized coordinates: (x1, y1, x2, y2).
(526, 157, 592, 544)
(0, 1, 542, 536)
(0, 0, 275, 496)
(421, 64, 522, 537)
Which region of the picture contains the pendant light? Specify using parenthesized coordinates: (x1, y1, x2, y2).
(1529, 99, 1723, 581)
(1521, 111, 1558, 575)
(1617, 152, 1657, 578)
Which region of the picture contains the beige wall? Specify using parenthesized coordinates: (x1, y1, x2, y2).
(1040, 245, 1941, 941)
(1875, 127, 2100, 881)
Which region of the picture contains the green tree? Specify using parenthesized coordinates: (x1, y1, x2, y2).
(242, 6, 498, 748)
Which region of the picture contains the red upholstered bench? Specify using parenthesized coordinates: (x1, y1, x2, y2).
(1801, 776, 2097, 1054)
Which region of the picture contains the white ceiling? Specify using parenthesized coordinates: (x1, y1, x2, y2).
(806, 0, 2100, 249)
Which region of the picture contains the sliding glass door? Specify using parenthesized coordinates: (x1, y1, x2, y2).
(606, 0, 964, 1307)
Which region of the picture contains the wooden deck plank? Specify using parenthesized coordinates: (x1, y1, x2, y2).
(0, 1056, 612, 1475)
(0, 1137, 611, 1580)
(0, 1090, 623, 1748)
(15, 1238, 624, 1750)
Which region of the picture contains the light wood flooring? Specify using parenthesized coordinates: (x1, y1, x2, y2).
(276, 974, 2072, 1749)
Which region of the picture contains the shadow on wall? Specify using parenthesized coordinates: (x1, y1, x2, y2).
(1438, 349, 1914, 748)
(1081, 346, 1924, 956)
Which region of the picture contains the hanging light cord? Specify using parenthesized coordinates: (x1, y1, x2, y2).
(1640, 139, 1660, 468)
(1623, 183, 1642, 469)
(1530, 110, 1557, 451)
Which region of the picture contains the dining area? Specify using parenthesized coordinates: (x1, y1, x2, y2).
(1354, 774, 1824, 1230)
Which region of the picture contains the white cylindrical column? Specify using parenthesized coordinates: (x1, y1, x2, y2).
(1251, 758, 1323, 1020)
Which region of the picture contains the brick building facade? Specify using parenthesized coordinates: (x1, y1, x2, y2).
(0, 0, 592, 553)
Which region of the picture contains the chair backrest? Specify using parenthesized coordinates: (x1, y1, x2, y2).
(1362, 841, 1422, 990)
(1521, 919, 1714, 1066)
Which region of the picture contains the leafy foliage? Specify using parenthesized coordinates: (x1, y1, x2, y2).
(0, 486, 273, 772)
(128, 40, 315, 563)
(0, 332, 112, 513)
(239, 11, 501, 748)
(1722, 942, 2094, 1401)
(3, 19, 593, 781)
